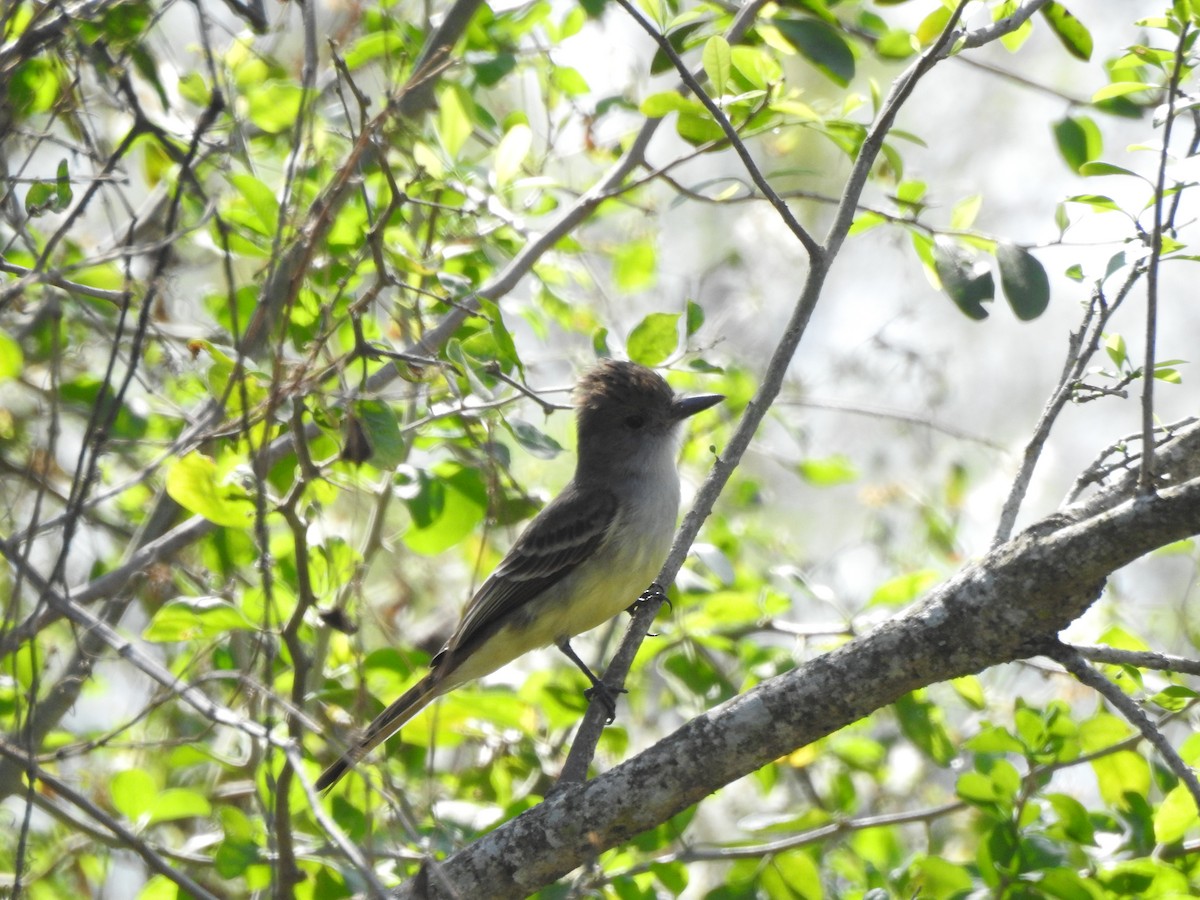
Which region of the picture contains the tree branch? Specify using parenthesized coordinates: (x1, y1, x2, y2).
(393, 473, 1200, 897)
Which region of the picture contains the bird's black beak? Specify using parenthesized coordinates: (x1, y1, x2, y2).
(672, 393, 724, 420)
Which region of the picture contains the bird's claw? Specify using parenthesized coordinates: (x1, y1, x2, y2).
(584, 681, 627, 724)
(626, 581, 671, 615)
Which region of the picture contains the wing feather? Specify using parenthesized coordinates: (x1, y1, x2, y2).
(442, 483, 618, 656)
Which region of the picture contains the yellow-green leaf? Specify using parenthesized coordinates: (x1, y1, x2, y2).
(165, 453, 257, 528)
(494, 123, 532, 185)
(702, 35, 731, 96)
(626, 312, 679, 366)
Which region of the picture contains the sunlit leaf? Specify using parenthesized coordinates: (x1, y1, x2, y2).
(702, 35, 731, 96)
(613, 240, 658, 292)
(626, 312, 680, 366)
(0, 330, 23, 381)
(797, 454, 858, 486)
(1040, 2, 1093, 60)
(494, 123, 532, 185)
(245, 81, 303, 134)
(143, 596, 256, 642)
(165, 453, 257, 528)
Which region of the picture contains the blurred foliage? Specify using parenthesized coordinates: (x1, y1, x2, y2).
(2, 0, 1200, 897)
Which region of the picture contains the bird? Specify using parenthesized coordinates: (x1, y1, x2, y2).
(315, 358, 723, 791)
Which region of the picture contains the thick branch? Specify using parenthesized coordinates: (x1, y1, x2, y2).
(393, 474, 1200, 897)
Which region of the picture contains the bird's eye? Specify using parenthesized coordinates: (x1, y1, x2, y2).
(624, 414, 646, 429)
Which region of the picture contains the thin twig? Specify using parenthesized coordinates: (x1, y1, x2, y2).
(1052, 642, 1200, 814)
(1140, 22, 1191, 494)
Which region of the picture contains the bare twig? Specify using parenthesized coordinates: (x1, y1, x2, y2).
(1140, 22, 1191, 493)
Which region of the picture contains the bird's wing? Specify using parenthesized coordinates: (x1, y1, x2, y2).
(442, 482, 619, 656)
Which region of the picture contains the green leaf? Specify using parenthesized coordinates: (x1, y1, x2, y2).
(915, 6, 951, 45)
(54, 158, 73, 209)
(551, 66, 589, 96)
(165, 453, 257, 528)
(702, 35, 732, 96)
(143, 596, 256, 642)
(1092, 81, 1154, 102)
(506, 419, 564, 459)
(1047, 793, 1096, 845)
(650, 20, 705, 75)
(675, 110, 725, 145)
(1155, 784, 1198, 843)
(9, 57, 63, 115)
(1079, 161, 1140, 178)
(613, 240, 658, 292)
(1066, 193, 1120, 212)
(772, 18, 855, 87)
(1040, 3, 1093, 60)
(215, 806, 262, 877)
(876, 28, 916, 59)
(869, 569, 939, 607)
(1104, 332, 1127, 368)
(996, 243, 1050, 320)
(229, 173, 279, 236)
(895, 692, 956, 766)
(343, 31, 407, 70)
(685, 300, 705, 337)
(111, 769, 157, 820)
(353, 400, 406, 469)
(245, 81, 304, 134)
(437, 84, 473, 157)
(627, 312, 680, 366)
(1053, 115, 1102, 171)
(950, 193, 983, 230)
(639, 91, 697, 118)
(0, 330, 24, 381)
(1091, 749, 1151, 808)
(494, 123, 532, 185)
(933, 238, 994, 320)
(761, 850, 821, 899)
(951, 675, 986, 710)
(797, 454, 858, 486)
(403, 463, 488, 555)
(730, 45, 782, 89)
(477, 297, 522, 374)
(146, 788, 213, 824)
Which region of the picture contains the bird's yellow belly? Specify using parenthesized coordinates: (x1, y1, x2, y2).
(447, 531, 670, 686)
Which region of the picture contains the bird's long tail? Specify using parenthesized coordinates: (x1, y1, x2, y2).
(315, 672, 443, 791)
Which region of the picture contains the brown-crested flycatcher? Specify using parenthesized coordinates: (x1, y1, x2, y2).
(316, 359, 722, 790)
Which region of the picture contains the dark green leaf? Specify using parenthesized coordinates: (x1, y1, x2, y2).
(772, 18, 855, 87)
(685, 300, 705, 337)
(54, 158, 73, 209)
(996, 242, 1051, 321)
(650, 20, 706, 74)
(472, 52, 517, 86)
(894, 692, 956, 766)
(506, 419, 564, 459)
(353, 400, 406, 469)
(933, 239, 994, 320)
(1052, 115, 1102, 172)
(592, 326, 611, 357)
